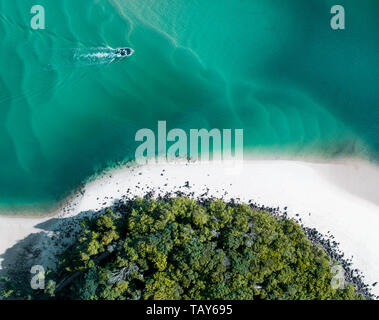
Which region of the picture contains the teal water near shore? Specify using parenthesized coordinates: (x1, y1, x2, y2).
(0, 0, 378, 213)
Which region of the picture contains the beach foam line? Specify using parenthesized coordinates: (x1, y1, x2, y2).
(1, 158, 378, 297)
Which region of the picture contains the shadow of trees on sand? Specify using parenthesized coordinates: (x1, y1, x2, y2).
(0, 210, 95, 297)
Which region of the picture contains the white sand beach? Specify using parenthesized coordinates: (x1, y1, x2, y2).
(1, 158, 379, 296)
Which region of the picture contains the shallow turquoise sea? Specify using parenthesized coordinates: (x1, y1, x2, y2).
(0, 0, 378, 213)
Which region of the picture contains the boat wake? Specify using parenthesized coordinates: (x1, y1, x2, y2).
(47, 47, 123, 70)
(73, 47, 120, 66)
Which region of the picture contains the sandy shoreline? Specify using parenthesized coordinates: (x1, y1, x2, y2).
(1, 158, 379, 296)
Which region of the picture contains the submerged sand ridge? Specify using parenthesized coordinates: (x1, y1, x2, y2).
(0, 159, 378, 297)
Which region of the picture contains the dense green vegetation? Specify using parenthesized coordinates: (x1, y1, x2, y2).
(2, 197, 362, 300)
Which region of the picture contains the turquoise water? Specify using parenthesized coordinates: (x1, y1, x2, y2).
(0, 0, 378, 213)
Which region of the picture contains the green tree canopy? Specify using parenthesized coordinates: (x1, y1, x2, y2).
(2, 196, 363, 300)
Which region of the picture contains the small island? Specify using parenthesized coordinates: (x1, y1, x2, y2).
(1, 195, 366, 300)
